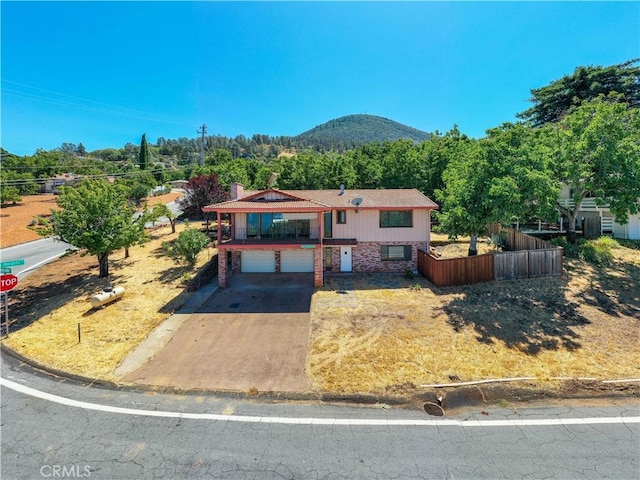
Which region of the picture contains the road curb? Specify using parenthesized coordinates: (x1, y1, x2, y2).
(3, 342, 639, 411)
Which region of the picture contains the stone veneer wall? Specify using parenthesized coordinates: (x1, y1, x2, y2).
(351, 241, 426, 273)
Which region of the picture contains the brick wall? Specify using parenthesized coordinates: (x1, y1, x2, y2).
(330, 247, 341, 273)
(352, 241, 426, 273)
(231, 251, 241, 273)
(218, 250, 228, 287)
(314, 248, 323, 287)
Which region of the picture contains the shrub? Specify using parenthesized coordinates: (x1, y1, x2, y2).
(550, 236, 579, 258)
(550, 236, 615, 266)
(579, 237, 615, 266)
(163, 227, 210, 266)
(593, 236, 619, 250)
(616, 238, 640, 250)
(404, 269, 415, 280)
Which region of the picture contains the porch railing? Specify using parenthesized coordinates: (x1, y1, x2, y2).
(231, 227, 320, 241)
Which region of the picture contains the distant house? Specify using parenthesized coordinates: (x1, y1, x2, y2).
(203, 183, 439, 287)
(169, 180, 189, 190)
(557, 186, 640, 240)
(516, 187, 640, 241)
(42, 175, 70, 194)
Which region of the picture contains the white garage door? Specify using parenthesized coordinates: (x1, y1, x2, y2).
(241, 251, 276, 273)
(280, 250, 315, 272)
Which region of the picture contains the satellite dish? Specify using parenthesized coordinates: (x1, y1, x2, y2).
(351, 197, 363, 207)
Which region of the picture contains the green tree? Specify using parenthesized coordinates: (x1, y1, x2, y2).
(437, 124, 557, 255)
(518, 59, 640, 125)
(0, 186, 22, 205)
(139, 133, 150, 170)
(117, 171, 156, 206)
(545, 95, 640, 242)
(346, 143, 384, 188)
(34, 180, 154, 277)
(415, 126, 471, 199)
(152, 202, 179, 233)
(205, 148, 233, 166)
(163, 227, 210, 266)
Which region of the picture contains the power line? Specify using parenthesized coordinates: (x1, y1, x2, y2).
(2, 80, 190, 126)
(0, 168, 172, 188)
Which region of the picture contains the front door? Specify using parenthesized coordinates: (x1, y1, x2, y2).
(340, 246, 352, 272)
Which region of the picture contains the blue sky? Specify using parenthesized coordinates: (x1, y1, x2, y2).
(2, 1, 638, 156)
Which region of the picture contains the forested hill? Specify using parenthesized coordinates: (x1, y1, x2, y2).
(294, 114, 431, 150)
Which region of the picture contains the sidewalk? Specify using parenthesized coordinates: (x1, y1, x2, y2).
(113, 281, 219, 378)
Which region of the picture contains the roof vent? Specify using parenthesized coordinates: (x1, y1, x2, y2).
(339, 183, 345, 195)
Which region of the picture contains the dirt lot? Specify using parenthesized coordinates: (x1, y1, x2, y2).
(0, 193, 182, 248)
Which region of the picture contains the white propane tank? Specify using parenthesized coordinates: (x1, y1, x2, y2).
(90, 286, 125, 309)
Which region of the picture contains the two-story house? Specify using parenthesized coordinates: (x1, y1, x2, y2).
(557, 185, 640, 239)
(203, 183, 438, 287)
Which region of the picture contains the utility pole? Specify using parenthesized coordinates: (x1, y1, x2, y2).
(197, 124, 207, 166)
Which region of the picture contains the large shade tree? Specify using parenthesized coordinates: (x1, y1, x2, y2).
(35, 179, 157, 277)
(544, 95, 640, 242)
(518, 59, 640, 126)
(437, 123, 557, 255)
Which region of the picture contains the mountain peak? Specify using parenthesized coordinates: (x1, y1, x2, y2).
(294, 114, 430, 149)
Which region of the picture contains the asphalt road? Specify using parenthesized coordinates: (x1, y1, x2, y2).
(0, 237, 75, 279)
(2, 354, 639, 480)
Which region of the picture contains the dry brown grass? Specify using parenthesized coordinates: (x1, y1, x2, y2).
(430, 232, 498, 258)
(307, 244, 640, 395)
(3, 223, 213, 380)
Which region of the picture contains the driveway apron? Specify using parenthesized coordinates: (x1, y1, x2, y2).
(123, 274, 314, 392)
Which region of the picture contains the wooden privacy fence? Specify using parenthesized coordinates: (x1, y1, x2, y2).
(418, 252, 494, 287)
(419, 224, 563, 287)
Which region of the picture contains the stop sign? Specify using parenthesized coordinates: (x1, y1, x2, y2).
(0, 274, 19, 292)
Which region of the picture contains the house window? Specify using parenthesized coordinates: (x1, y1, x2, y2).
(337, 210, 347, 224)
(380, 210, 413, 228)
(324, 212, 332, 238)
(381, 245, 412, 261)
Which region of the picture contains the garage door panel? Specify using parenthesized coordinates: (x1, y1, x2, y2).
(281, 250, 315, 272)
(241, 251, 276, 273)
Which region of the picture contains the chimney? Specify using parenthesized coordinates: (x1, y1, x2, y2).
(339, 183, 345, 195)
(231, 182, 244, 200)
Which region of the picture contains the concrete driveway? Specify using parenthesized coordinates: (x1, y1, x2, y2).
(123, 274, 314, 393)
